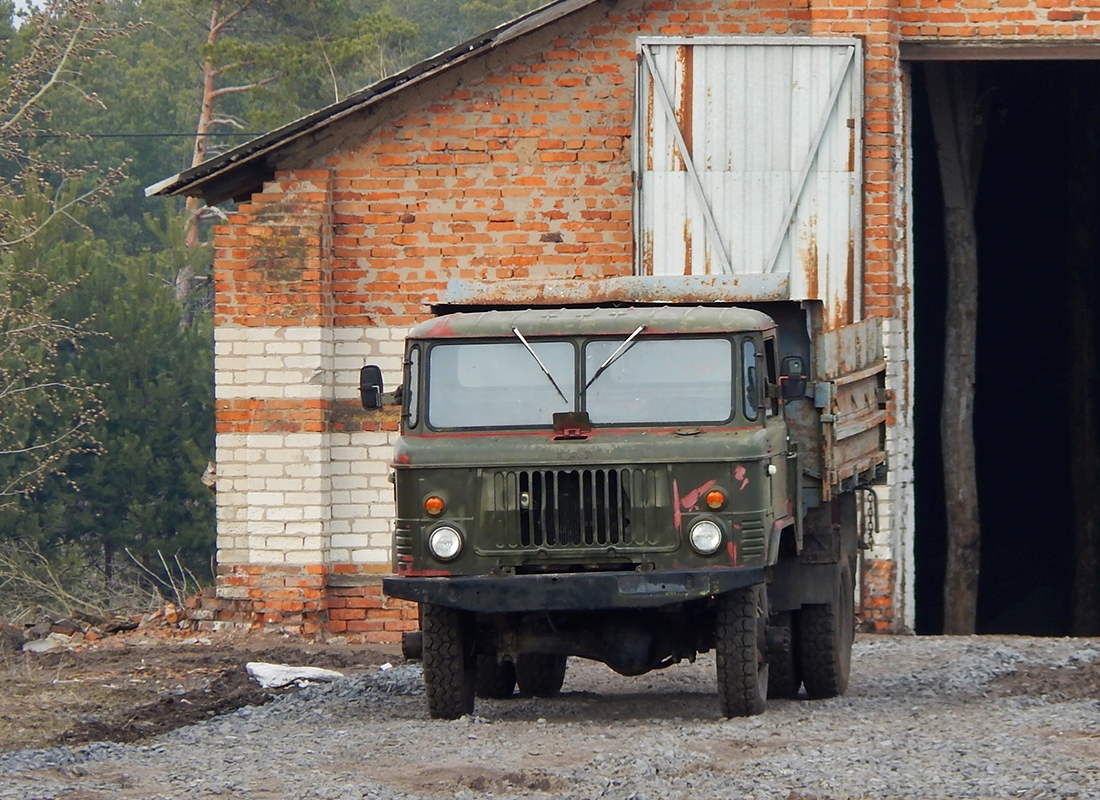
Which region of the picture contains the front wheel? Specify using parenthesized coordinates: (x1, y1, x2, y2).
(798, 558, 855, 698)
(715, 584, 768, 717)
(422, 603, 476, 719)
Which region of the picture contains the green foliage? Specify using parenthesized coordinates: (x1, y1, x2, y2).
(458, 0, 548, 39)
(405, 0, 548, 57)
(1, 0, 548, 593)
(0, 2, 15, 49)
(64, 234, 215, 570)
(0, 1, 134, 244)
(179, 0, 423, 131)
(0, 195, 105, 507)
(5, 208, 215, 576)
(0, 1, 131, 506)
(246, 4, 419, 127)
(1, 2, 212, 584)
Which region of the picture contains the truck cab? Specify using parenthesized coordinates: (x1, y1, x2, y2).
(368, 304, 885, 719)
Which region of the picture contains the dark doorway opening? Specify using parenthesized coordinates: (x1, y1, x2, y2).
(911, 61, 1100, 635)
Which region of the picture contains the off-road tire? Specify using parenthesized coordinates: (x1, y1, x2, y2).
(476, 655, 517, 699)
(716, 585, 768, 717)
(422, 603, 475, 719)
(515, 654, 567, 697)
(799, 559, 854, 699)
(766, 620, 802, 699)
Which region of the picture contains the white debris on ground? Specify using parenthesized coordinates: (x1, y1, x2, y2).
(0, 635, 1098, 800)
(245, 662, 346, 689)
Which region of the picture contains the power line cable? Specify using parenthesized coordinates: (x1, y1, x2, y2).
(16, 132, 266, 139)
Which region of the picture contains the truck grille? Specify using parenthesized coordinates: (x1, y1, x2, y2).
(487, 468, 660, 551)
(394, 525, 413, 559)
(738, 518, 766, 561)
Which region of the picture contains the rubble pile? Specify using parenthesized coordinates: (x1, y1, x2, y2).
(12, 604, 188, 653)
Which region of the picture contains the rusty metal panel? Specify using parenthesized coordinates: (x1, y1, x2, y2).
(635, 37, 863, 326)
(442, 274, 789, 308)
(813, 315, 883, 380)
(811, 316, 887, 498)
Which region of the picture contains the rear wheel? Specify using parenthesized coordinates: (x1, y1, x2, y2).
(799, 559, 855, 698)
(422, 603, 476, 719)
(515, 654, 567, 697)
(476, 654, 517, 699)
(766, 615, 802, 699)
(716, 584, 768, 717)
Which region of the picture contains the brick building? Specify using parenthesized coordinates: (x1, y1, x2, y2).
(150, 0, 1100, 640)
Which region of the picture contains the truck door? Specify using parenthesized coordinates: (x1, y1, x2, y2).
(762, 335, 794, 542)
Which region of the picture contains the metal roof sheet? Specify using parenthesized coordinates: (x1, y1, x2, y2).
(409, 305, 776, 339)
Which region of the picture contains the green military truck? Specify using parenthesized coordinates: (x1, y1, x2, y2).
(363, 300, 886, 719)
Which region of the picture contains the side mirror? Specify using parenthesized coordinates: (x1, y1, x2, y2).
(360, 365, 383, 410)
(780, 355, 808, 401)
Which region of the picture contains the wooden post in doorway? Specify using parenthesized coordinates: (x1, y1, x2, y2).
(925, 63, 987, 635)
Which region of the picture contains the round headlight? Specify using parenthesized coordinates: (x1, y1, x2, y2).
(428, 526, 463, 561)
(689, 520, 724, 555)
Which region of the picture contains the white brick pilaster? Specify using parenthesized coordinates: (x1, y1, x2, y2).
(215, 325, 334, 567)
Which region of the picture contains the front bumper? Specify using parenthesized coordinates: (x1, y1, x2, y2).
(383, 567, 765, 613)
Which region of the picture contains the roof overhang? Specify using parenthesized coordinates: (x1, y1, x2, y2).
(900, 40, 1100, 61)
(146, 0, 600, 205)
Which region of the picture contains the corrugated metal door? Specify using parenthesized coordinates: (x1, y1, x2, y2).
(634, 37, 863, 323)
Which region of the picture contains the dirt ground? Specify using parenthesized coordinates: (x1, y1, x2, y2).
(1, 633, 1100, 800)
(0, 631, 402, 752)
(989, 657, 1100, 700)
(1, 629, 1099, 757)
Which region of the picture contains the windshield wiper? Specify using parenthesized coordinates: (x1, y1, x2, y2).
(511, 327, 569, 404)
(585, 325, 646, 389)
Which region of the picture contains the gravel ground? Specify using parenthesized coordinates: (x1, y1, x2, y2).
(1, 635, 1098, 799)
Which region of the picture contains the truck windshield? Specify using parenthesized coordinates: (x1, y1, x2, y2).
(424, 336, 735, 429)
(426, 341, 575, 429)
(584, 337, 733, 424)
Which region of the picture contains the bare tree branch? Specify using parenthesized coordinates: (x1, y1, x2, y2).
(0, 16, 88, 135)
(0, 1, 131, 503)
(0, 175, 119, 249)
(208, 76, 277, 98)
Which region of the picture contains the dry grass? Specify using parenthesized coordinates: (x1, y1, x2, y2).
(0, 541, 207, 626)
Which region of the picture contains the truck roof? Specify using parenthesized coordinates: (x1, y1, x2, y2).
(408, 306, 776, 340)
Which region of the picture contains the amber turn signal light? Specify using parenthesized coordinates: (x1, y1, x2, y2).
(705, 489, 726, 509)
(424, 495, 445, 516)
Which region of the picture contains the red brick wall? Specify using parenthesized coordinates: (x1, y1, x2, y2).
(324, 0, 856, 329)
(324, 578, 419, 642)
(213, 169, 334, 330)
(899, 0, 1100, 37)
(212, 169, 335, 441)
(860, 558, 898, 632)
(208, 0, 1100, 639)
(187, 567, 417, 642)
(207, 0, 907, 640)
